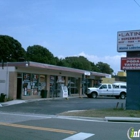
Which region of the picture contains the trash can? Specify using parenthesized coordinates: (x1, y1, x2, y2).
(0, 93, 6, 102)
(41, 90, 47, 98)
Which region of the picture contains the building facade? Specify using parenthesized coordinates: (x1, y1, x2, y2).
(0, 61, 110, 100)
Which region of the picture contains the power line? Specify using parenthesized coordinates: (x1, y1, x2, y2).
(133, 0, 140, 8)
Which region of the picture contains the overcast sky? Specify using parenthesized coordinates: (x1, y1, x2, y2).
(1, 0, 140, 73)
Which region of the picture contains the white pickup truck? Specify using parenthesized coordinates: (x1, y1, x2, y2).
(86, 82, 127, 99)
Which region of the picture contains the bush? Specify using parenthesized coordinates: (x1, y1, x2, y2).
(0, 93, 6, 102)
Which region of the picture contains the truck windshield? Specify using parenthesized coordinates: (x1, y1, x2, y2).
(94, 84, 101, 88)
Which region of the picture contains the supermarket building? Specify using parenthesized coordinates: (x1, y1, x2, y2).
(0, 61, 110, 100)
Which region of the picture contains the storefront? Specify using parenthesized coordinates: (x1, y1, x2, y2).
(0, 61, 110, 100)
(18, 73, 46, 98)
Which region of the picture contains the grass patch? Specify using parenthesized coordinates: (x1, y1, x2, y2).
(59, 108, 140, 118)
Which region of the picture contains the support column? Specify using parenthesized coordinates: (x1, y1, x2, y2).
(91, 80, 94, 87)
(82, 74, 85, 95)
(78, 78, 82, 97)
(9, 72, 17, 99)
(46, 75, 50, 98)
(65, 76, 68, 86)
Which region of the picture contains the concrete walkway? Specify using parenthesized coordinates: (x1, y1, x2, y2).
(0, 100, 26, 107)
(0, 95, 80, 107)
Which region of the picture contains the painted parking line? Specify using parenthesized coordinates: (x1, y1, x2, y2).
(0, 122, 76, 134)
(63, 132, 94, 140)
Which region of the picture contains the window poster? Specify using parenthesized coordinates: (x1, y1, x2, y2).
(39, 75, 46, 90)
(31, 74, 39, 95)
(23, 73, 30, 82)
(23, 73, 31, 96)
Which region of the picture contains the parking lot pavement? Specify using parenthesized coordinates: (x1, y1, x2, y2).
(0, 96, 140, 122)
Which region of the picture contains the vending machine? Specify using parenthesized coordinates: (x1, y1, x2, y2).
(57, 76, 68, 98)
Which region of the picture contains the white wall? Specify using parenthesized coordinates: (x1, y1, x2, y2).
(0, 68, 7, 95)
(0, 66, 15, 96)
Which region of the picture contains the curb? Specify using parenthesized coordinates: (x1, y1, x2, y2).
(0, 100, 26, 107)
(0, 96, 80, 107)
(105, 117, 140, 122)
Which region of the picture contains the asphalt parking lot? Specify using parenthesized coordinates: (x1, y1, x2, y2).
(0, 97, 126, 115)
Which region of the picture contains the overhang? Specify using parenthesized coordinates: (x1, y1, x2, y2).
(0, 61, 110, 78)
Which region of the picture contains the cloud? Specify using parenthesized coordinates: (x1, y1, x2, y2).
(58, 52, 126, 73)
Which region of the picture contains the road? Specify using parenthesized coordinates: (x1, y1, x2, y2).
(0, 97, 139, 140)
(0, 112, 139, 140)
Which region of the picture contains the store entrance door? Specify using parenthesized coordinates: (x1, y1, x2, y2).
(17, 78, 22, 99)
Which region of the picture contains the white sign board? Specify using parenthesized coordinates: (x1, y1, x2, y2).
(117, 30, 140, 52)
(62, 86, 68, 98)
(84, 71, 90, 76)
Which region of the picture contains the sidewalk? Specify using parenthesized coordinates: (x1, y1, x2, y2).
(0, 94, 81, 107)
(0, 100, 27, 107)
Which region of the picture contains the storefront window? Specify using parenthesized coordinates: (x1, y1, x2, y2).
(50, 76, 57, 97)
(39, 75, 46, 91)
(23, 73, 31, 96)
(31, 74, 39, 95)
(68, 77, 78, 94)
(23, 73, 42, 96)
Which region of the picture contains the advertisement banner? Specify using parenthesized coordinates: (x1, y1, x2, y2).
(121, 57, 140, 70)
(117, 30, 140, 52)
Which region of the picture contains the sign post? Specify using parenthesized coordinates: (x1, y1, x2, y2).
(118, 30, 140, 110)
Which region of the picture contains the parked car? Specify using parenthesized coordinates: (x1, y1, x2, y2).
(86, 82, 127, 99)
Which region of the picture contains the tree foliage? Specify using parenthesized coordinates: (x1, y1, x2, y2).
(56, 58, 70, 67)
(0, 35, 114, 74)
(96, 62, 113, 74)
(0, 35, 26, 62)
(63, 56, 92, 70)
(90, 62, 100, 72)
(57, 57, 113, 74)
(26, 45, 56, 64)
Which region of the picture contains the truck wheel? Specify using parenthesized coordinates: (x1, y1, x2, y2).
(91, 92, 97, 98)
(120, 93, 125, 99)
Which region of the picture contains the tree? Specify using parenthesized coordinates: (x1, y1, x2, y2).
(96, 62, 113, 74)
(90, 62, 100, 72)
(0, 35, 26, 62)
(56, 58, 70, 67)
(26, 45, 56, 64)
(63, 56, 92, 70)
(56, 56, 114, 73)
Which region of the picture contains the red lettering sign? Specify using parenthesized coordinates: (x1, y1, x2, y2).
(121, 57, 140, 70)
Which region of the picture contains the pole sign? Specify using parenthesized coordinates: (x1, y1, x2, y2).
(121, 57, 140, 70)
(117, 30, 140, 52)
